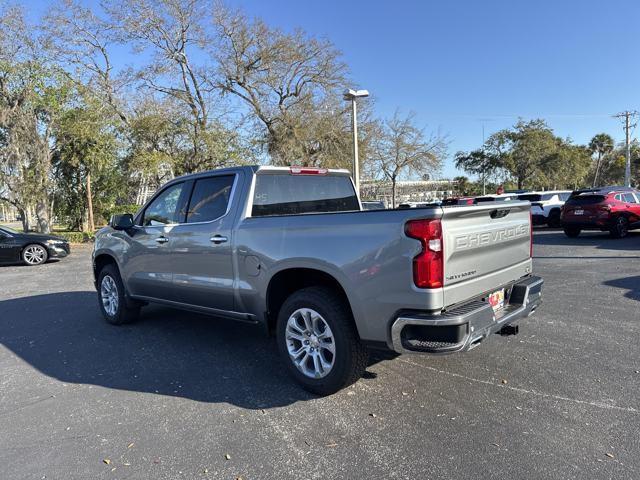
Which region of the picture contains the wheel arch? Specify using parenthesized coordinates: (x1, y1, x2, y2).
(93, 252, 120, 284)
(265, 267, 359, 336)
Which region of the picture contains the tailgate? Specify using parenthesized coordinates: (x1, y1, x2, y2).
(440, 201, 532, 308)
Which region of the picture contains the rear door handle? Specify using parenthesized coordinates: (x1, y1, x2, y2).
(155, 236, 169, 244)
(210, 235, 228, 244)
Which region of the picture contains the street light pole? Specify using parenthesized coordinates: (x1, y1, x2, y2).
(344, 89, 369, 195)
(350, 97, 359, 192)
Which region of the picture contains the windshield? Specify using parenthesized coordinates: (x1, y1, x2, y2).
(0, 225, 19, 234)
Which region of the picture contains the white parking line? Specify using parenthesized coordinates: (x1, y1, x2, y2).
(399, 358, 639, 415)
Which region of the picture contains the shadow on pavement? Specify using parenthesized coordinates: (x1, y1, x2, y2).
(0, 291, 357, 409)
(603, 276, 640, 302)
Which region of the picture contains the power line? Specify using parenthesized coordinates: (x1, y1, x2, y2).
(613, 111, 638, 187)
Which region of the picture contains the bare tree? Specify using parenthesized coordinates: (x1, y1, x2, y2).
(369, 111, 446, 208)
(105, 0, 230, 173)
(43, 0, 130, 125)
(212, 6, 349, 165)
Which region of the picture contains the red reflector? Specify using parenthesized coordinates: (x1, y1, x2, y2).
(405, 219, 443, 289)
(289, 166, 328, 175)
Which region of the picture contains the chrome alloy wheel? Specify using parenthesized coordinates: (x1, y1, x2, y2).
(100, 275, 119, 317)
(23, 245, 46, 265)
(285, 308, 336, 379)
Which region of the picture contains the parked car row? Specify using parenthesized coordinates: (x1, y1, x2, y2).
(364, 185, 640, 239)
(561, 186, 640, 238)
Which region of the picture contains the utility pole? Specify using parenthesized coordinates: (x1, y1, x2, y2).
(613, 110, 638, 187)
(482, 124, 486, 195)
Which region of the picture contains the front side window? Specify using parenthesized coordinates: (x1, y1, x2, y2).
(186, 175, 235, 223)
(142, 182, 184, 226)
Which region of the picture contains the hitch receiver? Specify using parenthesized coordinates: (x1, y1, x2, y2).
(498, 324, 519, 336)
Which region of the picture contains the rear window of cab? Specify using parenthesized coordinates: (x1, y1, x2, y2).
(251, 173, 360, 216)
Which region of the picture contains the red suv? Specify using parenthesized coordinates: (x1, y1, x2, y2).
(561, 187, 640, 238)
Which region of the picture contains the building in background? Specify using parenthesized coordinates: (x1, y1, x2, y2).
(360, 179, 457, 207)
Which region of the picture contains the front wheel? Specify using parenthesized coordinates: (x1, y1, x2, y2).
(563, 226, 581, 238)
(276, 287, 369, 396)
(609, 216, 629, 238)
(97, 264, 140, 325)
(22, 244, 48, 266)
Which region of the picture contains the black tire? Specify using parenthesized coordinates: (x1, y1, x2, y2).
(563, 226, 581, 238)
(547, 209, 561, 228)
(609, 216, 629, 238)
(97, 264, 140, 325)
(22, 243, 48, 266)
(276, 287, 369, 396)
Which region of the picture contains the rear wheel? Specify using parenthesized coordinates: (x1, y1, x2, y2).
(563, 226, 581, 238)
(276, 287, 369, 396)
(22, 244, 48, 266)
(610, 216, 629, 238)
(547, 209, 561, 228)
(97, 264, 140, 325)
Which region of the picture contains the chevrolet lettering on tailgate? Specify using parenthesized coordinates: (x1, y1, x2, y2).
(454, 223, 529, 251)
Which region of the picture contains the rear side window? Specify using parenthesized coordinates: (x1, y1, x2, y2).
(622, 193, 637, 203)
(186, 175, 235, 223)
(142, 182, 185, 226)
(517, 194, 542, 202)
(252, 174, 359, 216)
(566, 195, 605, 206)
(559, 192, 571, 201)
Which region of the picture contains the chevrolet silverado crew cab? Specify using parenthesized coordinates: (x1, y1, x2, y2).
(93, 166, 543, 395)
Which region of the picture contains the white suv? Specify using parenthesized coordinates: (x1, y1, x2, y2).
(518, 191, 572, 227)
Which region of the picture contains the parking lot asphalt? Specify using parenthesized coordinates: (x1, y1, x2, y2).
(1, 230, 639, 480)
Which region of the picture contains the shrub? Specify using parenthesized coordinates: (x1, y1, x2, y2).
(54, 231, 96, 243)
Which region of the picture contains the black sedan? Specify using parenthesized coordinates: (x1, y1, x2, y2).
(0, 225, 70, 266)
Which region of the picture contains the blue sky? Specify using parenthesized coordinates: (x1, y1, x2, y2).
(28, 0, 640, 178)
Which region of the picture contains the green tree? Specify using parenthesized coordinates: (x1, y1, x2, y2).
(454, 149, 502, 194)
(540, 140, 591, 190)
(491, 119, 558, 189)
(588, 133, 615, 187)
(53, 97, 120, 231)
(0, 4, 71, 233)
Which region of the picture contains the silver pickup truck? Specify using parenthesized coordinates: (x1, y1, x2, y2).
(93, 166, 543, 395)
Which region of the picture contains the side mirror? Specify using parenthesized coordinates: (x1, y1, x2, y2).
(109, 213, 134, 230)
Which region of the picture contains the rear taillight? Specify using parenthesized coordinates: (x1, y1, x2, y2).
(405, 219, 443, 288)
(289, 166, 328, 175)
(529, 210, 533, 258)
